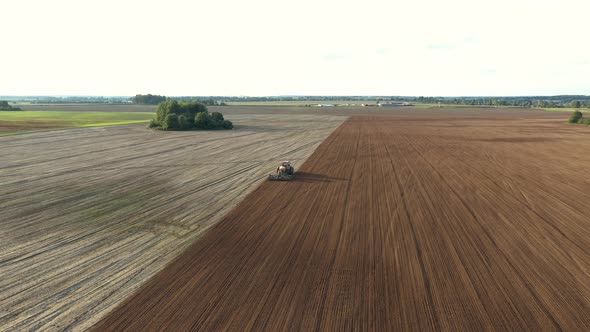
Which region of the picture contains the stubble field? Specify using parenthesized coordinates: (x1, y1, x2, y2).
(0, 113, 345, 331)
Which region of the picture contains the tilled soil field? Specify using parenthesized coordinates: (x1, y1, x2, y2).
(97, 116, 590, 331)
(0, 114, 345, 331)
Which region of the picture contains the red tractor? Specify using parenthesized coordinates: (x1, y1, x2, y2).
(268, 161, 294, 181)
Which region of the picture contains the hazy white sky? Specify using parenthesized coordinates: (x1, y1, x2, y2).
(2, 0, 589, 96)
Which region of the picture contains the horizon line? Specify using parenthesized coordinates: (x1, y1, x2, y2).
(2, 94, 589, 98)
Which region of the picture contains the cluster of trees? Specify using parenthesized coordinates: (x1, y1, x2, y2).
(148, 100, 233, 130)
(568, 111, 590, 125)
(0, 101, 21, 111)
(132, 95, 227, 106)
(132, 94, 167, 105)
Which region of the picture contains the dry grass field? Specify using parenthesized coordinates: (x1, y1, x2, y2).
(0, 114, 345, 331)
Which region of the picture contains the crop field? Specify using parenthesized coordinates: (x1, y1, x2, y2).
(0, 111, 154, 136)
(225, 100, 367, 106)
(0, 114, 345, 330)
(2, 106, 590, 331)
(15, 104, 157, 113)
(543, 107, 590, 113)
(97, 114, 590, 331)
(223, 101, 512, 108)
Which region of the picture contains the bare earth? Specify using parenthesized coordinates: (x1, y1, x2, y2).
(97, 114, 590, 331)
(0, 114, 345, 331)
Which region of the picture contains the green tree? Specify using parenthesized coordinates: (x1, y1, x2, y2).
(570, 100, 582, 108)
(156, 100, 181, 123)
(222, 120, 234, 129)
(180, 101, 207, 122)
(211, 112, 224, 122)
(194, 112, 212, 129)
(535, 100, 548, 108)
(147, 119, 158, 128)
(568, 111, 583, 124)
(200, 99, 218, 106)
(162, 113, 179, 130)
(178, 115, 190, 130)
(132, 94, 166, 105)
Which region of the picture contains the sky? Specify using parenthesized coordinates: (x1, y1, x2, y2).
(2, 0, 589, 96)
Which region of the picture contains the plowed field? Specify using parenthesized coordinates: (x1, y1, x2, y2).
(97, 116, 590, 331)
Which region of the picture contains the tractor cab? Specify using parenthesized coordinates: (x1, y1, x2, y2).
(280, 161, 294, 175)
(268, 161, 295, 181)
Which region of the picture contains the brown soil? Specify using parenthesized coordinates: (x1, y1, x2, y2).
(96, 116, 590, 331)
(0, 121, 70, 134)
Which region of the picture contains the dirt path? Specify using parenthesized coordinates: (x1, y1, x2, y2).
(96, 116, 590, 331)
(0, 114, 345, 331)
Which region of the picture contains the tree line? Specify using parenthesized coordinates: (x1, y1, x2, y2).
(0, 96, 130, 104)
(152, 95, 590, 108)
(3, 95, 589, 108)
(0, 101, 22, 111)
(411, 96, 590, 108)
(132, 94, 167, 105)
(132, 95, 227, 106)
